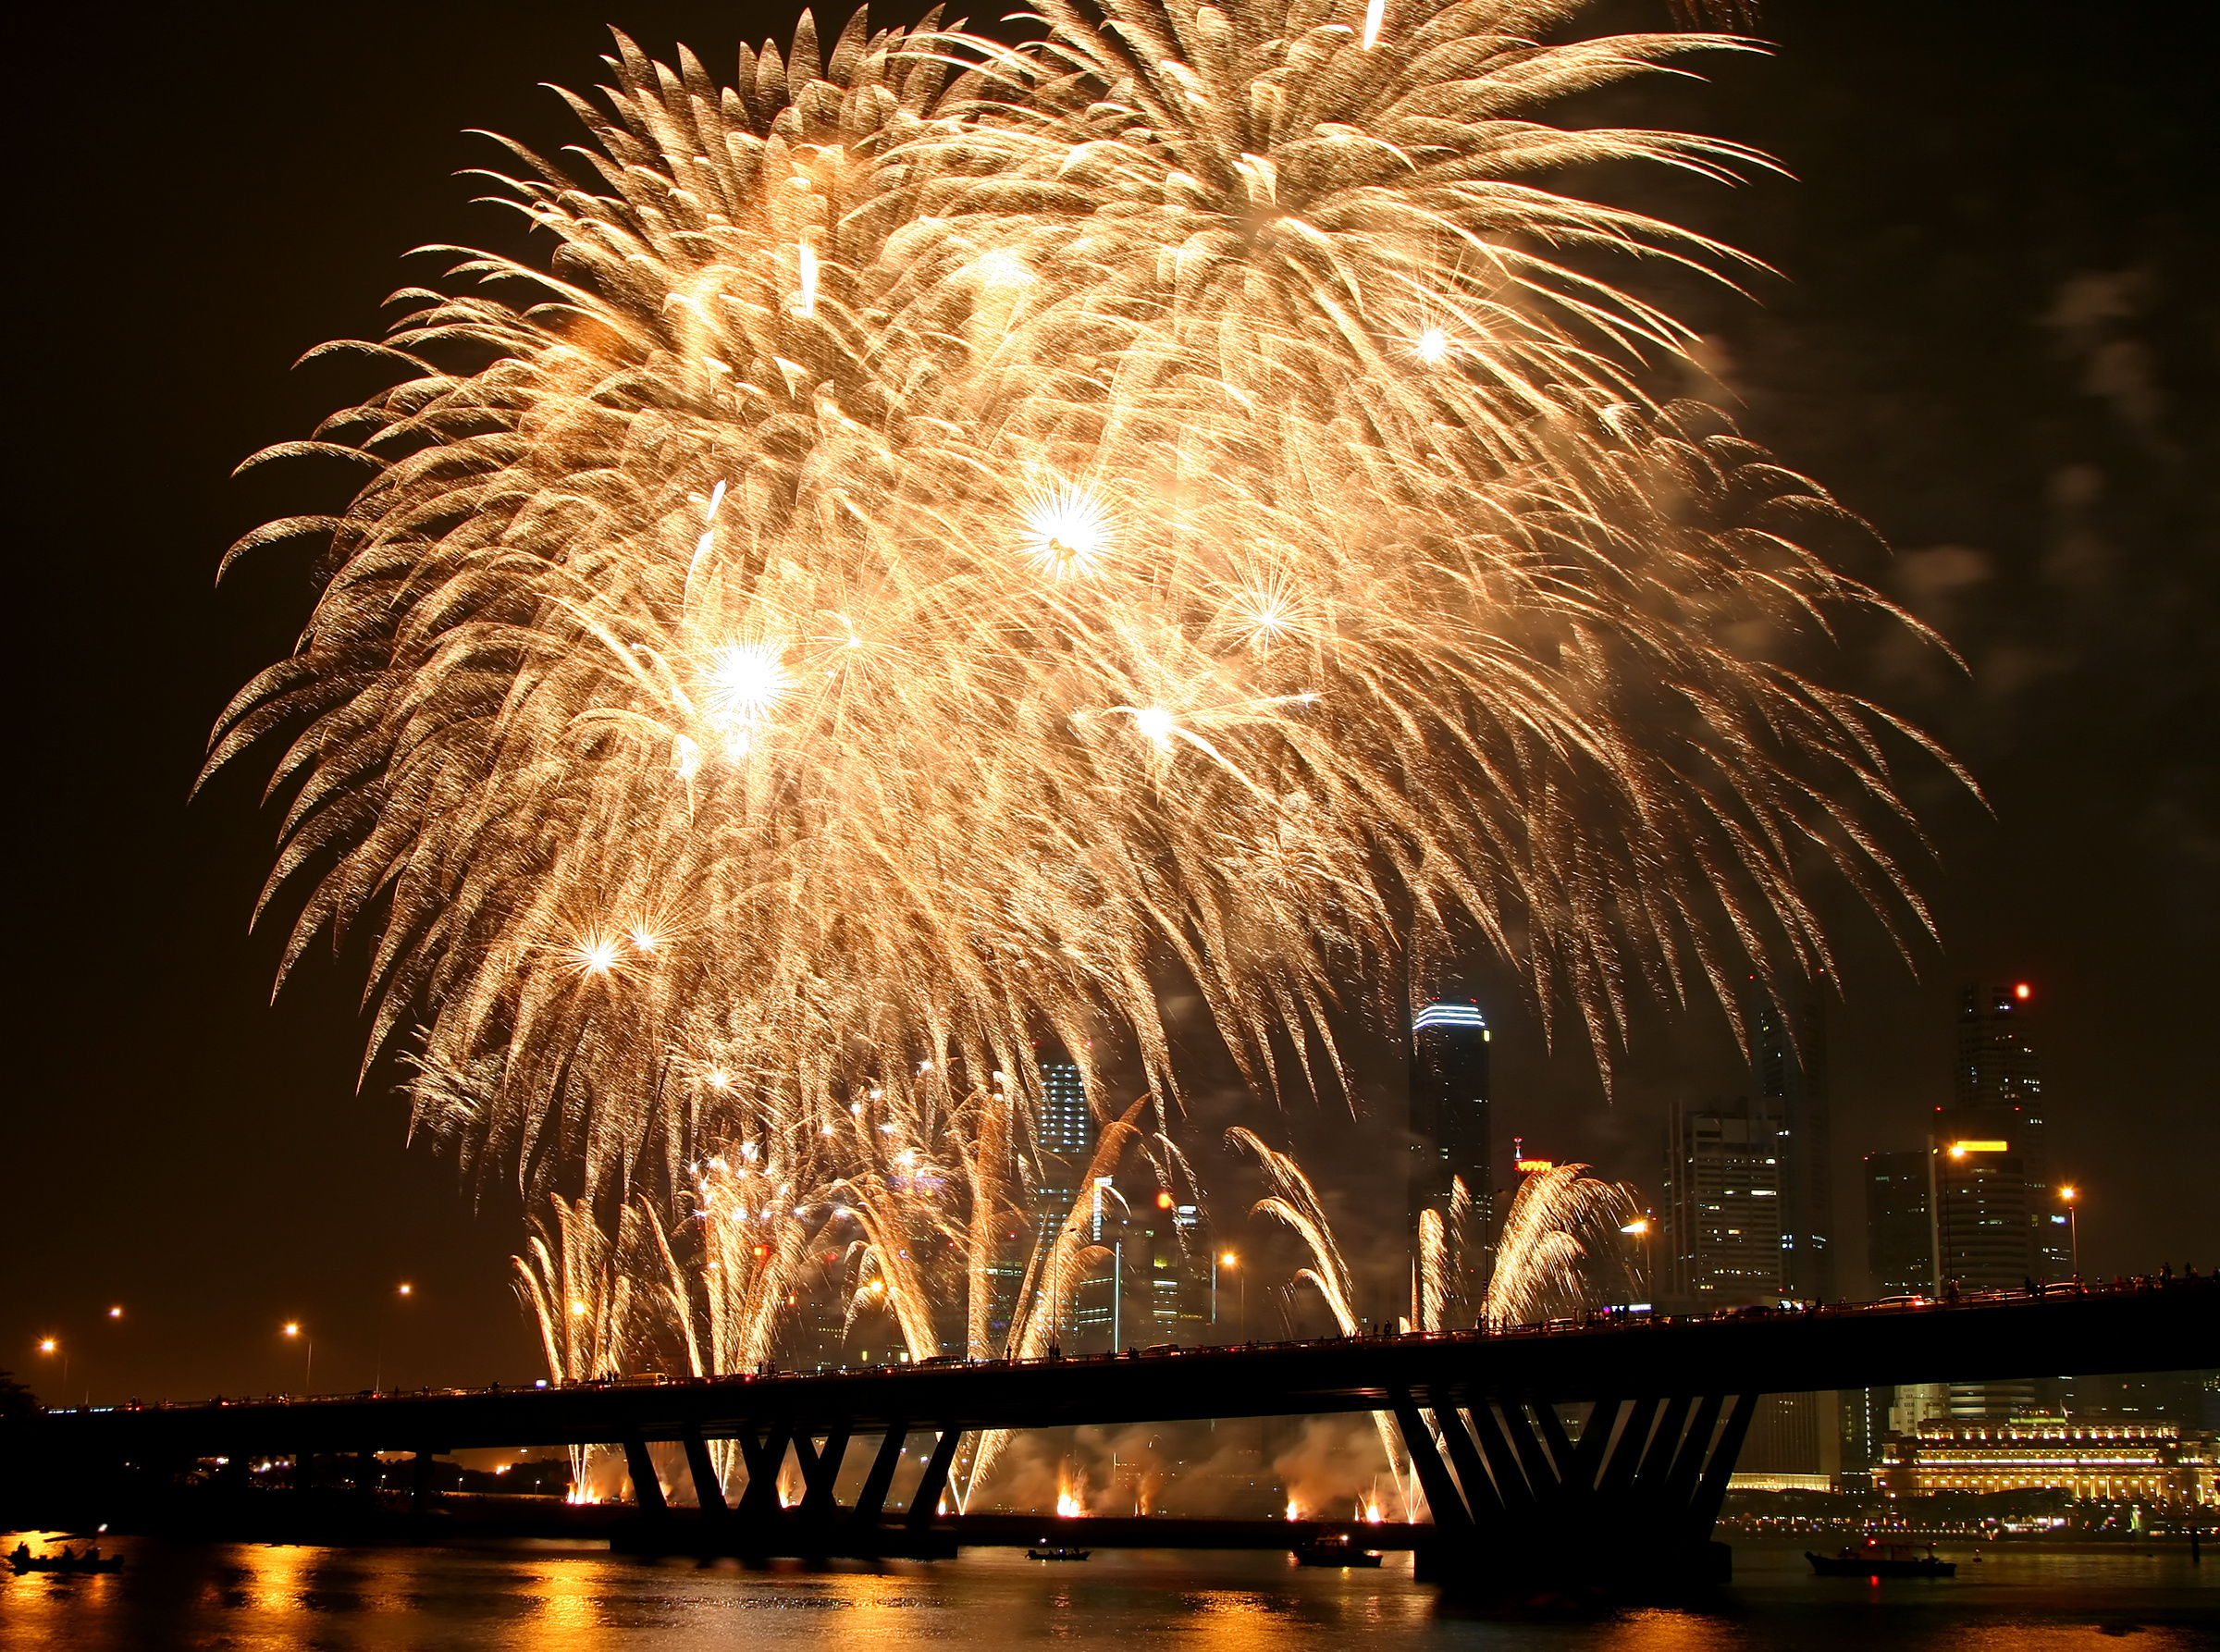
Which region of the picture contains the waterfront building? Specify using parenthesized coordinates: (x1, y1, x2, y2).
(1661, 1094, 1785, 1306)
(1746, 979, 1836, 1303)
(1863, 1151, 1934, 1295)
(1035, 1062, 1095, 1232)
(1018, 1060, 1098, 1349)
(1955, 982, 2071, 1279)
(1142, 1193, 1215, 1340)
(1880, 1418, 2219, 1506)
(1408, 1000, 1494, 1258)
(1070, 1175, 1127, 1352)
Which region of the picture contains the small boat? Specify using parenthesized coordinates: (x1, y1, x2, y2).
(1027, 1546, 1092, 1561)
(1807, 1541, 1954, 1579)
(1293, 1537, 1384, 1569)
(8, 1547, 124, 1576)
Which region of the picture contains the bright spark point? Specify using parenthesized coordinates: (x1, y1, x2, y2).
(1414, 326, 1449, 364)
(1133, 705, 1175, 745)
(706, 641, 791, 723)
(1018, 485, 1113, 579)
(570, 933, 623, 977)
(795, 237, 819, 318)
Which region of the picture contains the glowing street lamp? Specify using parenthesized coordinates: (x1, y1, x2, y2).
(376, 1283, 414, 1394)
(1219, 1251, 1247, 1340)
(38, 1337, 70, 1399)
(1620, 1218, 1654, 1297)
(283, 1322, 313, 1395)
(2058, 1186, 2081, 1277)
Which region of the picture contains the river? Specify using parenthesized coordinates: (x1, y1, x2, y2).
(2, 1535, 2212, 1649)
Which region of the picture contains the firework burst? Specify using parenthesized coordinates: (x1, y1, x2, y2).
(212, 0, 1959, 1227)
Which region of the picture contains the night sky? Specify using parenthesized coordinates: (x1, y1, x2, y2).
(7, 0, 2213, 1407)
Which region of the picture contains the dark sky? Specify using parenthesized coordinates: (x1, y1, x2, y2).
(6, 0, 2213, 1406)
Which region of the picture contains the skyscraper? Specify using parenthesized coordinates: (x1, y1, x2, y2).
(1409, 998, 1493, 1227)
(1955, 983, 2071, 1278)
(1035, 1061, 1094, 1233)
(1863, 1151, 1934, 1295)
(1071, 1174, 1126, 1352)
(1141, 1191, 1215, 1341)
(1661, 1094, 1786, 1306)
(1023, 1061, 1097, 1350)
(1746, 979, 1836, 1302)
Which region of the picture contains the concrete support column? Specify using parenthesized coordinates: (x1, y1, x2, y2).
(621, 1436, 669, 1517)
(1464, 1402, 1534, 1510)
(1688, 1393, 1761, 1535)
(410, 1449, 438, 1515)
(681, 1427, 728, 1518)
(852, 1425, 907, 1530)
(1428, 1399, 1498, 1522)
(1388, 1387, 1471, 1532)
(905, 1427, 961, 1531)
(736, 1425, 793, 1522)
(796, 1428, 850, 1524)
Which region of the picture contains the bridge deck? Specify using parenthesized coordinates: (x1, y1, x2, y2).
(7, 1278, 2211, 1464)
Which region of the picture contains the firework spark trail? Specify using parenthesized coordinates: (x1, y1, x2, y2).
(1484, 1161, 1642, 1328)
(1228, 1127, 1416, 1514)
(216, 0, 1961, 1287)
(512, 1195, 637, 1496)
(957, 1098, 1153, 1507)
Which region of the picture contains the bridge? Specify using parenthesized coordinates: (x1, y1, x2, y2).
(6, 1276, 2213, 1597)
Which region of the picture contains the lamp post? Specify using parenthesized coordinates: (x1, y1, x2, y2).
(284, 1323, 312, 1395)
(2058, 1187, 2080, 1278)
(1220, 1252, 1245, 1341)
(376, 1283, 413, 1395)
(38, 1337, 67, 1398)
(1620, 1218, 1653, 1302)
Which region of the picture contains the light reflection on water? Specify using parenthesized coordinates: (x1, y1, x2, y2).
(0, 1537, 2212, 1651)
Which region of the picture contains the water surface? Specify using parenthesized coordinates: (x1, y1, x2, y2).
(3, 1536, 2212, 1650)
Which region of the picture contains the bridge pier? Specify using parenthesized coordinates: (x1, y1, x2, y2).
(680, 1426, 727, 1519)
(606, 1421, 959, 1560)
(621, 1436, 668, 1518)
(408, 1449, 438, 1516)
(1400, 1389, 1758, 1599)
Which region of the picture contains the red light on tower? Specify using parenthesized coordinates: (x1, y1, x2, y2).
(2015, 983, 2031, 1000)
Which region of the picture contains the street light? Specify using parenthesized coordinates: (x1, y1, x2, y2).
(37, 1338, 68, 1398)
(1220, 1252, 1246, 1341)
(2058, 1187, 2080, 1277)
(283, 1323, 313, 1395)
(376, 1284, 414, 1395)
(1620, 1218, 1654, 1301)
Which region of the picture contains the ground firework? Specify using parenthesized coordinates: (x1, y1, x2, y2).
(213, 0, 1956, 1258)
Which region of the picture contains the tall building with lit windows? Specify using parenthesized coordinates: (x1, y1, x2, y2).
(1955, 982, 2071, 1279)
(1408, 999, 1493, 1246)
(1017, 1061, 1098, 1350)
(1661, 1094, 1786, 1305)
(1034, 1062, 1094, 1232)
(1863, 1151, 1935, 1295)
(1746, 979, 1836, 1303)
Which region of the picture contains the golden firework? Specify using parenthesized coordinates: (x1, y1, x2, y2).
(213, 0, 1958, 1261)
